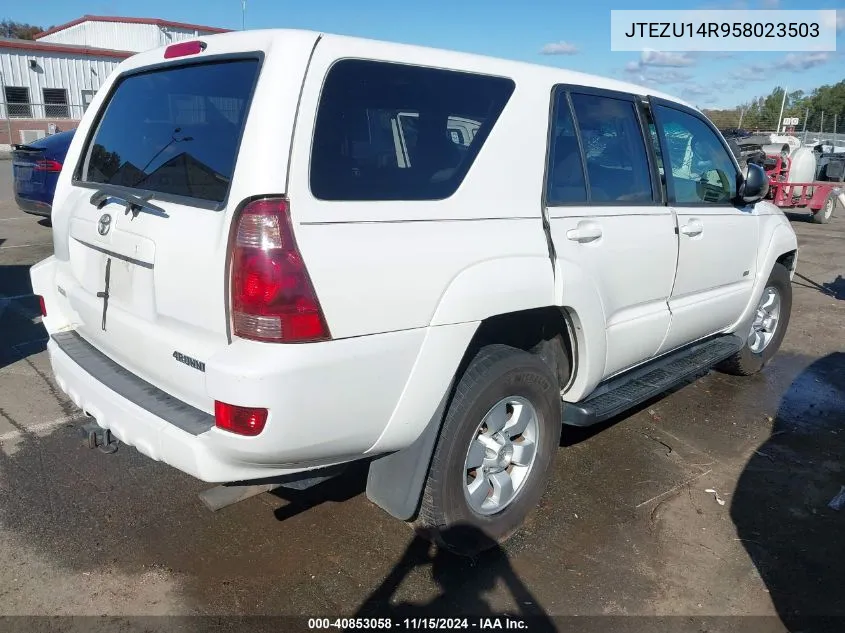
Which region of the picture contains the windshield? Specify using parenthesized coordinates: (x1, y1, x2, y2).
(81, 59, 259, 204)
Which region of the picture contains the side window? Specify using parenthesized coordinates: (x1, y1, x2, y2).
(310, 60, 515, 201)
(545, 91, 587, 205)
(570, 93, 653, 203)
(653, 105, 738, 204)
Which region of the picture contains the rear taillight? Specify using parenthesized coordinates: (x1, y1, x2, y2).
(215, 401, 268, 436)
(37, 295, 47, 317)
(229, 197, 330, 343)
(164, 40, 207, 59)
(34, 159, 62, 172)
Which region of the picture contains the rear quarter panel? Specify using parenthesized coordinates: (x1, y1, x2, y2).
(287, 37, 557, 453)
(287, 36, 555, 338)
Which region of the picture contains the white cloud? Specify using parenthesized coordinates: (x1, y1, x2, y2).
(624, 50, 697, 80)
(640, 50, 696, 67)
(540, 41, 579, 55)
(729, 51, 832, 83)
(821, 9, 845, 32)
(623, 65, 693, 85)
(682, 85, 711, 97)
(773, 52, 832, 71)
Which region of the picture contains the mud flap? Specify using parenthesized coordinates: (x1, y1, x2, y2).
(365, 381, 453, 521)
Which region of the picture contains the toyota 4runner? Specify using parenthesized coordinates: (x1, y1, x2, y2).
(30, 29, 798, 554)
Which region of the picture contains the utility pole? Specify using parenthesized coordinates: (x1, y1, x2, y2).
(820, 111, 824, 137)
(801, 107, 808, 144)
(776, 86, 787, 133)
(738, 107, 745, 128)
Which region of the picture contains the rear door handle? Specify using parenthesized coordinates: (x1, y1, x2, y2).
(566, 225, 603, 242)
(680, 220, 703, 237)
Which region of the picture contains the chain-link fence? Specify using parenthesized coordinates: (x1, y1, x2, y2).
(0, 100, 87, 147)
(704, 108, 845, 147)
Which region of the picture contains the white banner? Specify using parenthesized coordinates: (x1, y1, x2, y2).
(611, 10, 837, 52)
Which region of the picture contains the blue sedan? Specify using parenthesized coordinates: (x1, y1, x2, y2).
(12, 129, 75, 218)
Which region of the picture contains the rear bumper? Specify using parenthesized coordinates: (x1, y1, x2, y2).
(15, 194, 52, 218)
(47, 334, 310, 482)
(31, 255, 462, 485)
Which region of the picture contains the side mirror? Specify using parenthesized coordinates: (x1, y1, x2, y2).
(737, 162, 769, 204)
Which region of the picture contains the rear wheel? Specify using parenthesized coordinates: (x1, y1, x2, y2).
(813, 191, 837, 224)
(717, 263, 792, 376)
(415, 344, 561, 556)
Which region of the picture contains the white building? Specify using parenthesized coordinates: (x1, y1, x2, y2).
(1, 15, 228, 148)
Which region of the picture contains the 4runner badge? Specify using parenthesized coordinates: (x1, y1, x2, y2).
(172, 351, 206, 373)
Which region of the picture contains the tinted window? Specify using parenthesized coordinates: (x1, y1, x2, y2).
(653, 105, 738, 204)
(546, 92, 587, 204)
(310, 60, 514, 201)
(570, 94, 652, 203)
(82, 60, 259, 204)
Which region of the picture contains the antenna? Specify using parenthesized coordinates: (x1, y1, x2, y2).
(241, 0, 247, 30)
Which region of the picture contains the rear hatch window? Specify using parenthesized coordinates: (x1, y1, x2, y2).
(78, 59, 260, 205)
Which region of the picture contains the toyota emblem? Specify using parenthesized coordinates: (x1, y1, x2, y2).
(97, 213, 112, 236)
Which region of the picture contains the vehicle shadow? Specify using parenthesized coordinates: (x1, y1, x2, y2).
(0, 264, 48, 371)
(354, 523, 555, 629)
(791, 271, 843, 301)
(821, 275, 845, 301)
(269, 462, 370, 521)
(783, 211, 818, 224)
(731, 352, 845, 632)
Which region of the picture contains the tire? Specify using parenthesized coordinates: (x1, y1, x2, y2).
(812, 192, 836, 224)
(717, 263, 792, 376)
(415, 344, 561, 556)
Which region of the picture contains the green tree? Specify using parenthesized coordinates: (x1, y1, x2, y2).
(0, 19, 46, 40)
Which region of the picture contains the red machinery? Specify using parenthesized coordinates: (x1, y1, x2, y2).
(763, 153, 843, 224)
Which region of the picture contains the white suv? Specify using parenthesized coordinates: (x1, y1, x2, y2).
(30, 30, 797, 554)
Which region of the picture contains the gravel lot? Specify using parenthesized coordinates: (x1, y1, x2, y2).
(1, 158, 843, 632)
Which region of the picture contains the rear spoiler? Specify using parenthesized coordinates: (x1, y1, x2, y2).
(12, 144, 45, 152)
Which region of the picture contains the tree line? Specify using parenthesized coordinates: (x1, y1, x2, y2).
(0, 19, 48, 40)
(704, 81, 845, 135)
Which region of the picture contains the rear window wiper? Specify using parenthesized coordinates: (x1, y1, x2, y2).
(90, 186, 169, 219)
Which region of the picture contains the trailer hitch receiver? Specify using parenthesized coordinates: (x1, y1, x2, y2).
(81, 422, 120, 454)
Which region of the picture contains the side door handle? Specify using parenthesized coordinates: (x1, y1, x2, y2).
(679, 220, 703, 237)
(566, 224, 603, 243)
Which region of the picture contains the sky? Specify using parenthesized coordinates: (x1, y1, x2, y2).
(11, 0, 845, 112)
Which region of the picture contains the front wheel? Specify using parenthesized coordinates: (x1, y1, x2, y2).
(717, 262, 792, 376)
(415, 344, 561, 556)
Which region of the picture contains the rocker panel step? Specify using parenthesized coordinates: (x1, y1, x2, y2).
(562, 334, 744, 427)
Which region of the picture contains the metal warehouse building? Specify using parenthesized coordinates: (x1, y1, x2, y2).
(0, 15, 229, 149)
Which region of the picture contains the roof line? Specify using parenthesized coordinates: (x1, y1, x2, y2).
(0, 39, 134, 59)
(35, 14, 231, 39)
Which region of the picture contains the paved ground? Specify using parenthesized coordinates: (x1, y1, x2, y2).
(0, 165, 843, 631)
